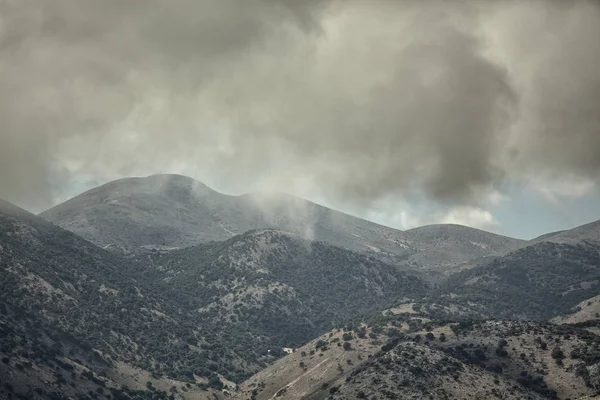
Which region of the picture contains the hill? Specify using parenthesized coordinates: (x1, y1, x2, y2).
(404, 223, 525, 271)
(553, 294, 600, 325)
(40, 174, 526, 273)
(328, 320, 600, 400)
(39, 174, 410, 256)
(434, 241, 600, 320)
(145, 228, 430, 350)
(234, 317, 600, 400)
(0, 200, 228, 399)
(4, 195, 600, 399)
(0, 301, 223, 400)
(534, 220, 600, 245)
(2, 199, 431, 385)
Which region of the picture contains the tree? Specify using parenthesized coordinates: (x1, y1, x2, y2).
(208, 376, 224, 390)
(343, 341, 352, 351)
(551, 347, 565, 362)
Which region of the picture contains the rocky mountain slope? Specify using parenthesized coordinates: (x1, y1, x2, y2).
(405, 223, 525, 271)
(327, 320, 600, 400)
(0, 202, 228, 399)
(40, 174, 526, 273)
(0, 300, 223, 400)
(39, 174, 411, 255)
(236, 324, 394, 400)
(553, 294, 600, 325)
(534, 220, 600, 245)
(1, 199, 431, 388)
(4, 175, 600, 399)
(145, 228, 430, 350)
(233, 316, 600, 400)
(427, 241, 600, 321)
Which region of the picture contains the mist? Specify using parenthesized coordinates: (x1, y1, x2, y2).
(0, 0, 599, 230)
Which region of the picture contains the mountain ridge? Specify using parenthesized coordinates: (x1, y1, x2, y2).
(39, 174, 527, 274)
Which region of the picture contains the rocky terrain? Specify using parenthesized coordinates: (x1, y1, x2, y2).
(40, 175, 525, 273)
(534, 220, 600, 245)
(0, 198, 430, 398)
(437, 241, 600, 320)
(327, 319, 600, 400)
(0, 301, 222, 400)
(553, 295, 600, 327)
(1, 174, 599, 399)
(233, 317, 600, 400)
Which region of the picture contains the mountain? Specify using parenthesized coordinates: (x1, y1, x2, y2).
(4, 192, 600, 399)
(236, 325, 394, 400)
(553, 294, 600, 325)
(0, 198, 36, 219)
(327, 320, 600, 400)
(145, 228, 430, 350)
(0, 200, 227, 399)
(39, 174, 411, 255)
(235, 317, 600, 400)
(1, 199, 431, 385)
(40, 174, 526, 273)
(534, 219, 600, 245)
(434, 241, 600, 320)
(0, 300, 223, 400)
(404, 223, 525, 271)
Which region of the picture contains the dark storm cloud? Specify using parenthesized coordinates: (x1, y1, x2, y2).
(0, 0, 598, 214)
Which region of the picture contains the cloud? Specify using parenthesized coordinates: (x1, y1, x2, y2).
(0, 0, 598, 226)
(439, 206, 499, 231)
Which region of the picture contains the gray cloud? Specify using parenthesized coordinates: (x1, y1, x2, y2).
(0, 0, 599, 220)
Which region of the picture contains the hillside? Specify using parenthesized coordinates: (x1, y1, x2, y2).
(553, 294, 600, 325)
(39, 174, 411, 256)
(328, 320, 600, 400)
(4, 196, 600, 399)
(0, 301, 223, 400)
(0, 201, 227, 399)
(1, 200, 432, 386)
(433, 241, 600, 320)
(236, 324, 395, 400)
(40, 174, 526, 273)
(405, 223, 525, 271)
(146, 229, 430, 349)
(534, 220, 600, 245)
(234, 317, 600, 400)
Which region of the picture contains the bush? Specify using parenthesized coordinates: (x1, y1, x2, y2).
(207, 376, 224, 390)
(551, 347, 565, 360)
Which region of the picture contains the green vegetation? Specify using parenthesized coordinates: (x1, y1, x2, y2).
(0, 213, 429, 384)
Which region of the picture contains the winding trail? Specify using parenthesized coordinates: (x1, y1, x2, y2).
(268, 358, 330, 399)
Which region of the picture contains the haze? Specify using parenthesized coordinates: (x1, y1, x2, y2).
(0, 0, 599, 238)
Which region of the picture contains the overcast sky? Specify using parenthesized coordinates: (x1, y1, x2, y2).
(1, 0, 599, 239)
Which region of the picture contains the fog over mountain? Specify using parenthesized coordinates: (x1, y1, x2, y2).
(39, 174, 526, 277)
(1, 0, 599, 237)
(2, 2, 600, 399)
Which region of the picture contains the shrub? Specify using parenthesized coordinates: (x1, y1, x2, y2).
(551, 347, 565, 360)
(208, 376, 224, 390)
